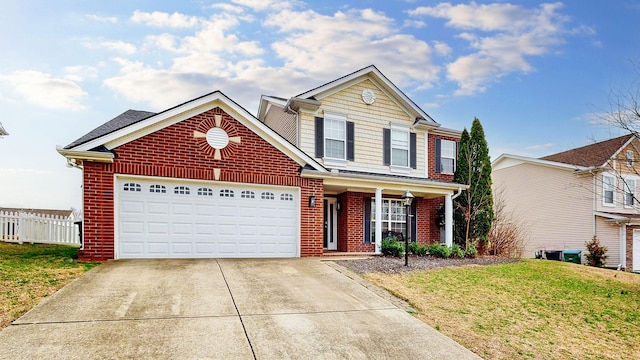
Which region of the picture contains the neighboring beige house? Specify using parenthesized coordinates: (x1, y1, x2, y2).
(492, 134, 640, 271)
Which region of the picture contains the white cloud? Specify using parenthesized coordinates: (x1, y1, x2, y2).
(433, 41, 452, 56)
(82, 40, 137, 54)
(0, 70, 87, 111)
(231, 0, 296, 11)
(63, 66, 98, 83)
(85, 14, 118, 23)
(265, 8, 440, 89)
(210, 3, 246, 13)
(131, 10, 200, 28)
(409, 2, 571, 95)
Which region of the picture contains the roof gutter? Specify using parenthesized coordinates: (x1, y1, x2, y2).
(57, 146, 115, 169)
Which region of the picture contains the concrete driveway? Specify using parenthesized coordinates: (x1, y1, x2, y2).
(0, 259, 480, 359)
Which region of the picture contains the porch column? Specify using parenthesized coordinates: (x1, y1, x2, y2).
(444, 193, 453, 247)
(375, 188, 383, 254)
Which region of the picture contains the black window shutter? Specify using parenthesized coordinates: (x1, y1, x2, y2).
(383, 128, 391, 166)
(346, 121, 355, 161)
(315, 117, 324, 158)
(364, 198, 372, 244)
(410, 132, 417, 169)
(435, 138, 442, 173)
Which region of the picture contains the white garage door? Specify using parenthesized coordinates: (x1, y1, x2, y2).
(116, 177, 299, 259)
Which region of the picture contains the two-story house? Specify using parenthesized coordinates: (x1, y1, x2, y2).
(58, 65, 464, 261)
(492, 134, 640, 271)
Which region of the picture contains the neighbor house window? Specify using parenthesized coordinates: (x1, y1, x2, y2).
(603, 175, 615, 205)
(324, 115, 346, 159)
(391, 129, 409, 167)
(624, 178, 636, 207)
(627, 150, 635, 167)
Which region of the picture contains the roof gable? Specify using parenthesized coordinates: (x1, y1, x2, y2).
(290, 65, 438, 126)
(540, 134, 635, 167)
(61, 91, 326, 172)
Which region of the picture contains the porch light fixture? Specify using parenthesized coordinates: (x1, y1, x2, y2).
(309, 195, 316, 208)
(401, 190, 414, 266)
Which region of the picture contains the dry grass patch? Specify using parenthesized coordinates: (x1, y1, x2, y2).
(0, 242, 98, 329)
(364, 259, 640, 360)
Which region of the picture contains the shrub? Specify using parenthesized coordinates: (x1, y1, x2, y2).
(381, 237, 405, 258)
(408, 242, 428, 256)
(426, 244, 451, 258)
(451, 244, 465, 258)
(488, 187, 528, 258)
(465, 243, 478, 258)
(585, 236, 608, 267)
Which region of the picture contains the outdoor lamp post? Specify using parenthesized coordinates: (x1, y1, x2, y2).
(401, 190, 414, 266)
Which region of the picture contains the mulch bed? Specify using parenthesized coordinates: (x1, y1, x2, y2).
(335, 255, 520, 274)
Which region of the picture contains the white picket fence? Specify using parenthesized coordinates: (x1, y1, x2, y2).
(0, 211, 80, 245)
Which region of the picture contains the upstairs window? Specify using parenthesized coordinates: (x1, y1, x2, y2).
(324, 115, 346, 159)
(435, 139, 456, 174)
(383, 128, 416, 169)
(627, 150, 635, 167)
(624, 178, 636, 207)
(391, 129, 409, 167)
(314, 114, 354, 162)
(603, 175, 614, 205)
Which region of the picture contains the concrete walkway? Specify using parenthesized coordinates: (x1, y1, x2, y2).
(0, 259, 480, 359)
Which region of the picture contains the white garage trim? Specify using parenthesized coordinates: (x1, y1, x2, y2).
(114, 174, 300, 259)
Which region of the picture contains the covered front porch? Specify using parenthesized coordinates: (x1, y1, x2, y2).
(302, 169, 465, 255)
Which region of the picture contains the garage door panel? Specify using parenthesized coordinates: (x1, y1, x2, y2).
(118, 178, 298, 259)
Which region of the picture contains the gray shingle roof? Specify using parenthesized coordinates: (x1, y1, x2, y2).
(64, 110, 156, 149)
(540, 133, 634, 167)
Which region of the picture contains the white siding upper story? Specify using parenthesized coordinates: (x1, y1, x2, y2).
(492, 161, 594, 258)
(493, 156, 625, 267)
(299, 79, 427, 177)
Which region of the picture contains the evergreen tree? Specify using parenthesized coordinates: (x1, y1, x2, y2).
(453, 118, 494, 250)
(453, 128, 470, 245)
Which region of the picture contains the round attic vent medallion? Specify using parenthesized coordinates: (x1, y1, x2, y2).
(206, 127, 229, 149)
(362, 88, 376, 105)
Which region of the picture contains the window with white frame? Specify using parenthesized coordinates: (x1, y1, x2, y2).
(440, 140, 456, 174)
(324, 114, 346, 159)
(624, 178, 636, 207)
(603, 175, 615, 205)
(369, 199, 407, 242)
(627, 150, 635, 167)
(391, 128, 409, 167)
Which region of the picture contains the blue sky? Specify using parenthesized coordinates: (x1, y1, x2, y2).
(1, 0, 640, 211)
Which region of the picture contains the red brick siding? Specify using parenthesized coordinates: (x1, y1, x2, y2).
(429, 134, 459, 182)
(80, 107, 323, 261)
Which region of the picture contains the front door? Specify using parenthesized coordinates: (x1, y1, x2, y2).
(634, 230, 640, 272)
(324, 198, 338, 250)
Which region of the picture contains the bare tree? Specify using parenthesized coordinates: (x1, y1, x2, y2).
(489, 186, 529, 258)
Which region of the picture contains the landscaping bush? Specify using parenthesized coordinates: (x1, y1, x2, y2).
(451, 244, 465, 259)
(426, 244, 451, 258)
(381, 237, 405, 257)
(409, 242, 428, 256)
(465, 243, 478, 258)
(585, 236, 608, 267)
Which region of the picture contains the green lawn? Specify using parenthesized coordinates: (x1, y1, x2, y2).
(364, 259, 640, 360)
(0, 242, 98, 329)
